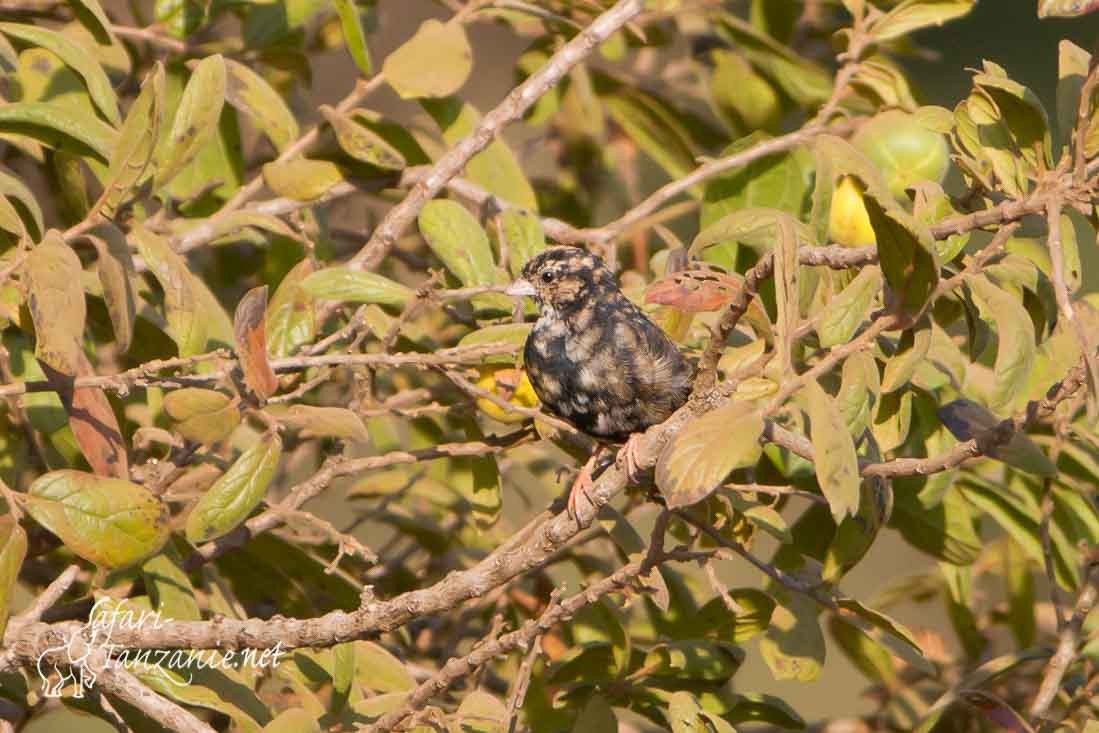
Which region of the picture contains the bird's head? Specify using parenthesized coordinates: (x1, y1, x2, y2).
(506, 246, 618, 315)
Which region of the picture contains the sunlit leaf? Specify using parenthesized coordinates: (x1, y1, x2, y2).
(279, 405, 369, 442)
(224, 59, 299, 153)
(155, 54, 226, 189)
(301, 267, 414, 307)
(965, 274, 1036, 413)
(163, 388, 241, 444)
(321, 105, 404, 170)
(806, 380, 860, 522)
(94, 62, 163, 218)
(0, 516, 27, 638)
(383, 19, 472, 99)
(234, 286, 278, 400)
(186, 432, 282, 544)
(418, 199, 496, 287)
(0, 101, 117, 162)
(266, 259, 316, 358)
(870, 0, 976, 41)
(26, 470, 170, 568)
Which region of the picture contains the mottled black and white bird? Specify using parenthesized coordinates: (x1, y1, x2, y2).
(506, 246, 693, 518)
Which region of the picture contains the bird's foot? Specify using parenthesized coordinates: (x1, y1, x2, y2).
(567, 452, 600, 525)
(618, 433, 646, 485)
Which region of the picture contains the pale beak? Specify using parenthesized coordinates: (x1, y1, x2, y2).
(505, 278, 536, 297)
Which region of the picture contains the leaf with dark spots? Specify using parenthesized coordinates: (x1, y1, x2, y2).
(234, 285, 278, 400)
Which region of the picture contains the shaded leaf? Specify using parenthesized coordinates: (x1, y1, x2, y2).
(864, 192, 938, 317)
(966, 274, 1036, 413)
(816, 266, 881, 348)
(759, 586, 825, 681)
(321, 105, 404, 170)
(142, 548, 201, 621)
(94, 62, 163, 217)
(186, 432, 282, 544)
(881, 316, 932, 392)
(280, 405, 369, 442)
(355, 640, 415, 693)
(25, 470, 170, 568)
(86, 222, 136, 353)
(938, 399, 1055, 476)
(63, 351, 129, 478)
(572, 695, 616, 732)
(23, 231, 84, 375)
(0, 516, 27, 638)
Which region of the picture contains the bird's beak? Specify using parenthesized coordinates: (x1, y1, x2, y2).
(505, 278, 536, 297)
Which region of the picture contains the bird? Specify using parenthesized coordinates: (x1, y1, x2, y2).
(505, 246, 693, 520)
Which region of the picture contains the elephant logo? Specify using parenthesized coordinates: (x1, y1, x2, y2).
(36, 629, 99, 699)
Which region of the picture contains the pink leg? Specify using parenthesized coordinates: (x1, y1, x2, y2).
(567, 451, 600, 522)
(618, 433, 645, 485)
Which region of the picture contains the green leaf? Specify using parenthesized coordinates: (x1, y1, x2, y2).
(155, 54, 226, 189)
(454, 689, 506, 733)
(266, 259, 316, 358)
(864, 192, 939, 317)
(321, 105, 405, 170)
(0, 165, 43, 238)
(262, 708, 320, 733)
(354, 641, 415, 693)
(890, 483, 982, 564)
(655, 401, 764, 508)
(332, 0, 372, 76)
(869, 0, 976, 41)
(701, 133, 812, 230)
(1057, 41, 1090, 145)
(695, 589, 776, 642)
(499, 208, 545, 277)
(0, 516, 27, 638)
(759, 585, 825, 682)
(816, 266, 881, 348)
(66, 0, 113, 43)
(26, 470, 170, 569)
(663, 691, 707, 733)
(94, 62, 164, 218)
(224, 59, 299, 153)
(142, 547, 201, 621)
(0, 22, 120, 125)
(383, 19, 472, 99)
(881, 316, 932, 392)
(0, 101, 117, 161)
(132, 224, 234, 355)
(806, 379, 860, 522)
(417, 199, 496, 287)
(572, 695, 617, 732)
(422, 98, 537, 209)
(262, 158, 346, 201)
(163, 388, 241, 444)
(186, 432, 282, 544)
(279, 405, 369, 442)
(965, 274, 1036, 413)
(691, 207, 816, 256)
(836, 351, 880, 437)
(715, 14, 831, 106)
(301, 267, 414, 308)
(871, 388, 913, 453)
(709, 50, 781, 132)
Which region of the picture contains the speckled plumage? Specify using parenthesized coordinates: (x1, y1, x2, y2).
(515, 247, 693, 443)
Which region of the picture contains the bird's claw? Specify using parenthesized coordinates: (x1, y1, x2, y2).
(618, 433, 645, 485)
(567, 453, 599, 525)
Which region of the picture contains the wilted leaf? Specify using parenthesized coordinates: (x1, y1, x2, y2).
(234, 286, 278, 400)
(645, 270, 743, 312)
(383, 19, 472, 99)
(418, 199, 496, 287)
(94, 62, 163, 217)
(280, 405, 369, 442)
(224, 59, 299, 153)
(806, 380, 860, 522)
(656, 401, 763, 508)
(86, 222, 136, 353)
(0, 516, 27, 638)
(186, 432, 282, 544)
(23, 231, 84, 375)
(163, 388, 241, 444)
(938, 399, 1055, 476)
(155, 54, 226, 189)
(301, 267, 414, 308)
(267, 260, 316, 358)
(262, 157, 345, 201)
(321, 105, 404, 170)
(332, 0, 372, 75)
(0, 22, 120, 125)
(25, 470, 170, 568)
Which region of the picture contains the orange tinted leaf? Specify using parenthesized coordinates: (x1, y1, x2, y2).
(63, 351, 128, 478)
(234, 285, 277, 400)
(644, 270, 744, 313)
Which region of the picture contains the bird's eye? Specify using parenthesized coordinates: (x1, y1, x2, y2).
(541, 271, 554, 283)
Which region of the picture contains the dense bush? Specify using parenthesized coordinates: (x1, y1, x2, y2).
(1, 0, 1099, 731)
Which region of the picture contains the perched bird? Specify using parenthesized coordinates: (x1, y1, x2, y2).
(506, 246, 693, 519)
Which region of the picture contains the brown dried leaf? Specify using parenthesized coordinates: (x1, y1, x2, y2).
(52, 351, 128, 478)
(234, 285, 277, 400)
(644, 270, 744, 312)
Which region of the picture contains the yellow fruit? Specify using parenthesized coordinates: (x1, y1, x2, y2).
(475, 366, 539, 423)
(854, 110, 951, 198)
(829, 176, 876, 247)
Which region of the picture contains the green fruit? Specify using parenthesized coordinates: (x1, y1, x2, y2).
(854, 110, 951, 198)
